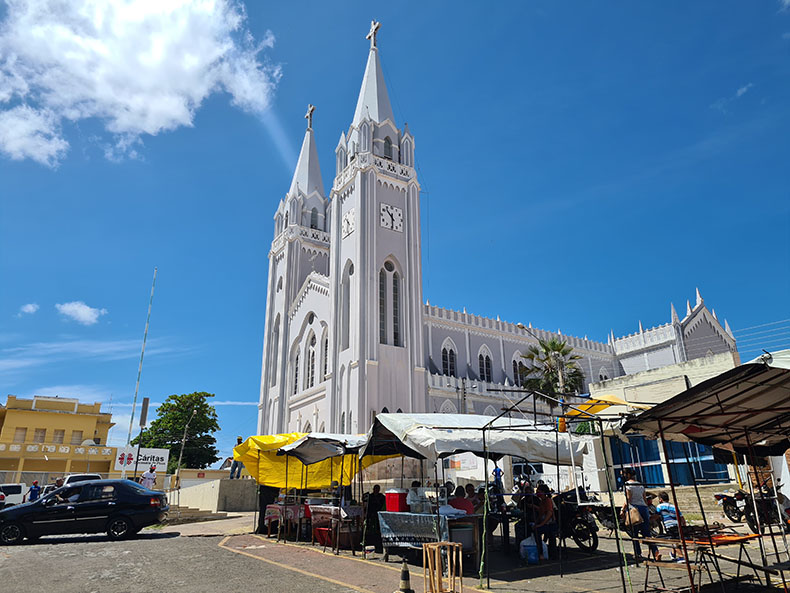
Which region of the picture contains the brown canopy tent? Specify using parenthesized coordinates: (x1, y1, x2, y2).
(621, 350, 790, 456)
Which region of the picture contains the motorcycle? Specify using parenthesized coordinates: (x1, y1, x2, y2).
(742, 480, 790, 535)
(713, 489, 748, 523)
(554, 487, 599, 552)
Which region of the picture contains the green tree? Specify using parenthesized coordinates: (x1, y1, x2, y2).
(517, 338, 585, 408)
(132, 391, 220, 473)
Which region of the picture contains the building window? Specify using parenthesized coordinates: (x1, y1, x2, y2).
(70, 430, 84, 445)
(310, 208, 318, 229)
(303, 422, 312, 433)
(479, 353, 493, 383)
(322, 333, 329, 378)
(13, 427, 27, 443)
(442, 347, 456, 377)
(513, 360, 527, 387)
(340, 412, 345, 433)
(306, 335, 316, 389)
(270, 316, 280, 387)
(52, 429, 65, 444)
(392, 271, 401, 346)
(379, 269, 387, 344)
(383, 136, 393, 159)
(293, 351, 300, 396)
(33, 428, 46, 443)
(341, 263, 353, 350)
(284, 212, 289, 227)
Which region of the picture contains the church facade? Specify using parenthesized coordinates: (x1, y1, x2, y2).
(257, 23, 738, 436)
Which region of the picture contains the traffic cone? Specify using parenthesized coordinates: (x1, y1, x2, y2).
(393, 560, 414, 593)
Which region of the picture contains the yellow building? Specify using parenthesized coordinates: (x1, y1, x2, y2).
(0, 395, 116, 483)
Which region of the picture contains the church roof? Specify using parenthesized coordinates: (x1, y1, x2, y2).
(352, 47, 395, 127)
(289, 125, 324, 197)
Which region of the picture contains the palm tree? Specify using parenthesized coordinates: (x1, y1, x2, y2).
(517, 337, 585, 409)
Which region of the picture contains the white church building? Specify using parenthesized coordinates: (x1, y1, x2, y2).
(257, 22, 738, 436)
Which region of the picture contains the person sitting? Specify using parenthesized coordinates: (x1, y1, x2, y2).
(465, 483, 480, 507)
(449, 486, 475, 515)
(656, 491, 685, 561)
(534, 484, 557, 560)
(406, 480, 422, 510)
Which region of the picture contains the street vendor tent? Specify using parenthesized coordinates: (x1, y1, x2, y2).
(234, 433, 372, 488)
(359, 413, 588, 464)
(622, 349, 790, 456)
(277, 433, 368, 465)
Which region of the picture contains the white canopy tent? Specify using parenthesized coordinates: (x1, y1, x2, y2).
(359, 413, 588, 465)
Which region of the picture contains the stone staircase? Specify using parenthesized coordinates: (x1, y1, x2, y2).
(166, 504, 233, 525)
(669, 482, 739, 521)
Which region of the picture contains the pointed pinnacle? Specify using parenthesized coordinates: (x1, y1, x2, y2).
(686, 300, 692, 316)
(695, 287, 703, 307)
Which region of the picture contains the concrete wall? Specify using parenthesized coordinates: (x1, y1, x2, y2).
(174, 478, 258, 512)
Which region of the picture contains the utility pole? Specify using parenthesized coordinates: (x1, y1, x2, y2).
(175, 409, 197, 486)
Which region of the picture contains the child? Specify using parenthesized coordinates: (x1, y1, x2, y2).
(656, 491, 685, 561)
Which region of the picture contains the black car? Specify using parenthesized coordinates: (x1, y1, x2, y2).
(0, 479, 168, 544)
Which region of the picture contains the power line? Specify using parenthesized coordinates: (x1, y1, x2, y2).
(733, 318, 790, 334)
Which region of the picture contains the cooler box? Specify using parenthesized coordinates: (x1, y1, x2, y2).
(450, 525, 475, 552)
(385, 488, 408, 512)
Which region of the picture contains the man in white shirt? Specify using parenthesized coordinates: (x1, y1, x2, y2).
(141, 465, 157, 489)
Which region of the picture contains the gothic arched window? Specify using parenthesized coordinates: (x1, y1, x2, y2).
(270, 316, 280, 387)
(284, 212, 289, 227)
(322, 332, 329, 379)
(379, 269, 387, 344)
(442, 347, 457, 377)
(306, 335, 316, 389)
(383, 136, 393, 159)
(392, 271, 401, 346)
(478, 352, 493, 383)
(340, 412, 345, 433)
(310, 208, 318, 229)
(293, 351, 300, 395)
(341, 262, 353, 350)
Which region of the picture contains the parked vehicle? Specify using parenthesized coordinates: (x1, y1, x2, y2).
(554, 488, 599, 551)
(0, 479, 168, 545)
(0, 491, 5, 510)
(63, 473, 103, 486)
(0, 484, 26, 507)
(713, 489, 748, 522)
(743, 481, 790, 535)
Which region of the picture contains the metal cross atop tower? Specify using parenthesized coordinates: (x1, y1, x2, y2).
(366, 20, 381, 49)
(305, 103, 315, 129)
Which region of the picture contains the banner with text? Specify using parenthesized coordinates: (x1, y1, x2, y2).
(114, 447, 170, 472)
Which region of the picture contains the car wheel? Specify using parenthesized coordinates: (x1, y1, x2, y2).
(107, 516, 133, 540)
(0, 522, 25, 545)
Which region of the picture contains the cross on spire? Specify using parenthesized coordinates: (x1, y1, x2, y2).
(366, 20, 381, 49)
(305, 103, 315, 129)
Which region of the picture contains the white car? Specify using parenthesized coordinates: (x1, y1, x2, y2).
(0, 483, 26, 506)
(63, 473, 102, 486)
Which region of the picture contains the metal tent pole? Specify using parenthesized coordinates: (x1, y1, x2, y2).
(657, 420, 696, 593)
(682, 442, 726, 593)
(597, 419, 629, 593)
(555, 425, 563, 578)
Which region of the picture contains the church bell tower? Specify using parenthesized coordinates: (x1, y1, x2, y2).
(327, 21, 427, 432)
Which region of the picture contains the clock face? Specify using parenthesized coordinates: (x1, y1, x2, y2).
(342, 209, 355, 238)
(380, 203, 403, 233)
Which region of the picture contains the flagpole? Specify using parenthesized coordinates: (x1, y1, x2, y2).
(122, 267, 157, 479)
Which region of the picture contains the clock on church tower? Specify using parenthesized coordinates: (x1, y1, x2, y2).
(379, 203, 403, 232)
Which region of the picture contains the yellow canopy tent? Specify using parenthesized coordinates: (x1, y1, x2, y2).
(233, 433, 387, 489)
(565, 393, 651, 418)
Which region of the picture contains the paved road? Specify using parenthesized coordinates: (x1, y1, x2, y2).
(0, 532, 358, 593)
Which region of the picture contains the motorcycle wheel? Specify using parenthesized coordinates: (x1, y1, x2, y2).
(745, 512, 762, 534)
(723, 501, 743, 523)
(570, 518, 599, 552)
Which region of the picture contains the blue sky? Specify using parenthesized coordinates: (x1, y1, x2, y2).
(1, 1, 789, 464)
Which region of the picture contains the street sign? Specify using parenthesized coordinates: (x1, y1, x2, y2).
(139, 397, 149, 427)
(114, 447, 169, 472)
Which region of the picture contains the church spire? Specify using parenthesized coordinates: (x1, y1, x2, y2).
(289, 104, 324, 197)
(352, 20, 395, 126)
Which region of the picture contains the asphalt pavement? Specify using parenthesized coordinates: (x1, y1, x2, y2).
(0, 532, 360, 593)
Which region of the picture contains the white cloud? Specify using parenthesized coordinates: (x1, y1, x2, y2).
(0, 0, 280, 166)
(17, 303, 40, 316)
(735, 83, 754, 98)
(710, 83, 755, 114)
(55, 301, 108, 325)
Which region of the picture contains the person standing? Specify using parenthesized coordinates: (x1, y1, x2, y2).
(229, 436, 244, 479)
(621, 468, 660, 562)
(26, 480, 41, 502)
(141, 465, 157, 489)
(534, 484, 558, 560)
